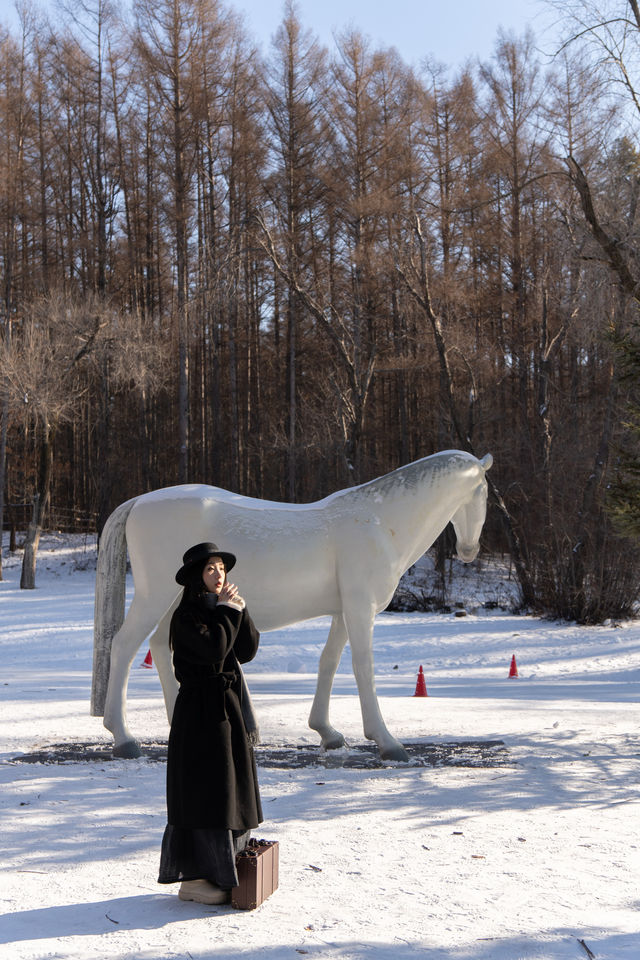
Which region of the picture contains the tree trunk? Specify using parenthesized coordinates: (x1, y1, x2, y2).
(0, 388, 7, 580)
(397, 220, 536, 608)
(286, 289, 297, 499)
(20, 418, 55, 589)
(569, 365, 618, 605)
(20, 494, 41, 589)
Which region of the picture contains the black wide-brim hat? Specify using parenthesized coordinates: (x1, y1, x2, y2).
(175, 541, 237, 585)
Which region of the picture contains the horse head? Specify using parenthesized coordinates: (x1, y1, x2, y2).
(450, 454, 492, 563)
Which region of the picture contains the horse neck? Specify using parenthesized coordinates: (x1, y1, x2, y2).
(356, 457, 474, 569)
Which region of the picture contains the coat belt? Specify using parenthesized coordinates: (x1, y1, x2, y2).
(179, 670, 239, 723)
(179, 669, 238, 690)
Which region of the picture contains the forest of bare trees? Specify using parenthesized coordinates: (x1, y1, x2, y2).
(2, 0, 640, 620)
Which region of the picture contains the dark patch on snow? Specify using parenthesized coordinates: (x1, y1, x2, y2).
(8, 739, 510, 769)
(257, 740, 510, 769)
(7, 742, 168, 764)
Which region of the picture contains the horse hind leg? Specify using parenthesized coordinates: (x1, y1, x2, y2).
(309, 614, 349, 750)
(149, 606, 178, 725)
(103, 596, 159, 758)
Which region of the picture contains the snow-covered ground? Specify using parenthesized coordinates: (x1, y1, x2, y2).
(1, 534, 639, 960)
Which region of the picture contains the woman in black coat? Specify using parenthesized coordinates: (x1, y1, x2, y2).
(158, 542, 263, 905)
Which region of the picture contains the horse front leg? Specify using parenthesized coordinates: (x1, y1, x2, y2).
(103, 598, 157, 758)
(149, 607, 179, 725)
(343, 599, 409, 762)
(309, 613, 348, 750)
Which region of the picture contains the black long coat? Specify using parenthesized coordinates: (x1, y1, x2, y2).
(166, 596, 263, 831)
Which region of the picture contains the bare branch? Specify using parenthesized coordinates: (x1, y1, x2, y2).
(566, 154, 640, 304)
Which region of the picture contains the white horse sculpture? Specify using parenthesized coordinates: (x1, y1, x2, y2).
(91, 449, 492, 761)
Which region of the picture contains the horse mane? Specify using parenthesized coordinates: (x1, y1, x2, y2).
(328, 450, 481, 505)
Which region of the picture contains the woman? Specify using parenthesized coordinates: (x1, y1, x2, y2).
(158, 541, 263, 905)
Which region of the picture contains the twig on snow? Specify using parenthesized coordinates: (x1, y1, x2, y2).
(578, 939, 596, 959)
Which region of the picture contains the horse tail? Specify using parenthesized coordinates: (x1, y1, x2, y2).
(90, 496, 138, 716)
(480, 453, 493, 472)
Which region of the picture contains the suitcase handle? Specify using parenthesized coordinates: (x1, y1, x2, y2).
(239, 838, 275, 859)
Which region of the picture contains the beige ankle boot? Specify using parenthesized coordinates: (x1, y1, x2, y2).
(178, 879, 229, 905)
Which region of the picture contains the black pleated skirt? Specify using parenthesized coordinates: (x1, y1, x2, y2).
(158, 825, 250, 889)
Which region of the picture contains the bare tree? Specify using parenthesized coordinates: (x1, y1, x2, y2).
(1, 292, 110, 584)
(134, 0, 202, 482)
(264, 1, 329, 496)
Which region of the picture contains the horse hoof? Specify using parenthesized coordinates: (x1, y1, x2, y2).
(113, 739, 142, 759)
(379, 743, 409, 762)
(323, 734, 347, 751)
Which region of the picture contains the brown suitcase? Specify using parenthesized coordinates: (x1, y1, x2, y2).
(232, 839, 279, 910)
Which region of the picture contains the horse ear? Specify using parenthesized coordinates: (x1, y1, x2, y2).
(480, 453, 493, 472)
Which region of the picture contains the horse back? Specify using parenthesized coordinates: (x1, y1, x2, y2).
(124, 486, 341, 632)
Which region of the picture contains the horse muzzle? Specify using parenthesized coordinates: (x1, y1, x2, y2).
(456, 544, 479, 563)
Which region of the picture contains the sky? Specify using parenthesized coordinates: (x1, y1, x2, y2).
(1, 0, 561, 69)
(232, 0, 560, 68)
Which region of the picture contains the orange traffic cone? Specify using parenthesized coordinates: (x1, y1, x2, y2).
(508, 654, 519, 678)
(141, 649, 153, 668)
(413, 665, 428, 697)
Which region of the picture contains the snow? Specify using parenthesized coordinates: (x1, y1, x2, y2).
(1, 533, 639, 960)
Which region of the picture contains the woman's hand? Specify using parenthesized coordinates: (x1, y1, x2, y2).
(218, 581, 244, 606)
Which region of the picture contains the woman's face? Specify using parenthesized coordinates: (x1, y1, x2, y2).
(202, 556, 226, 594)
